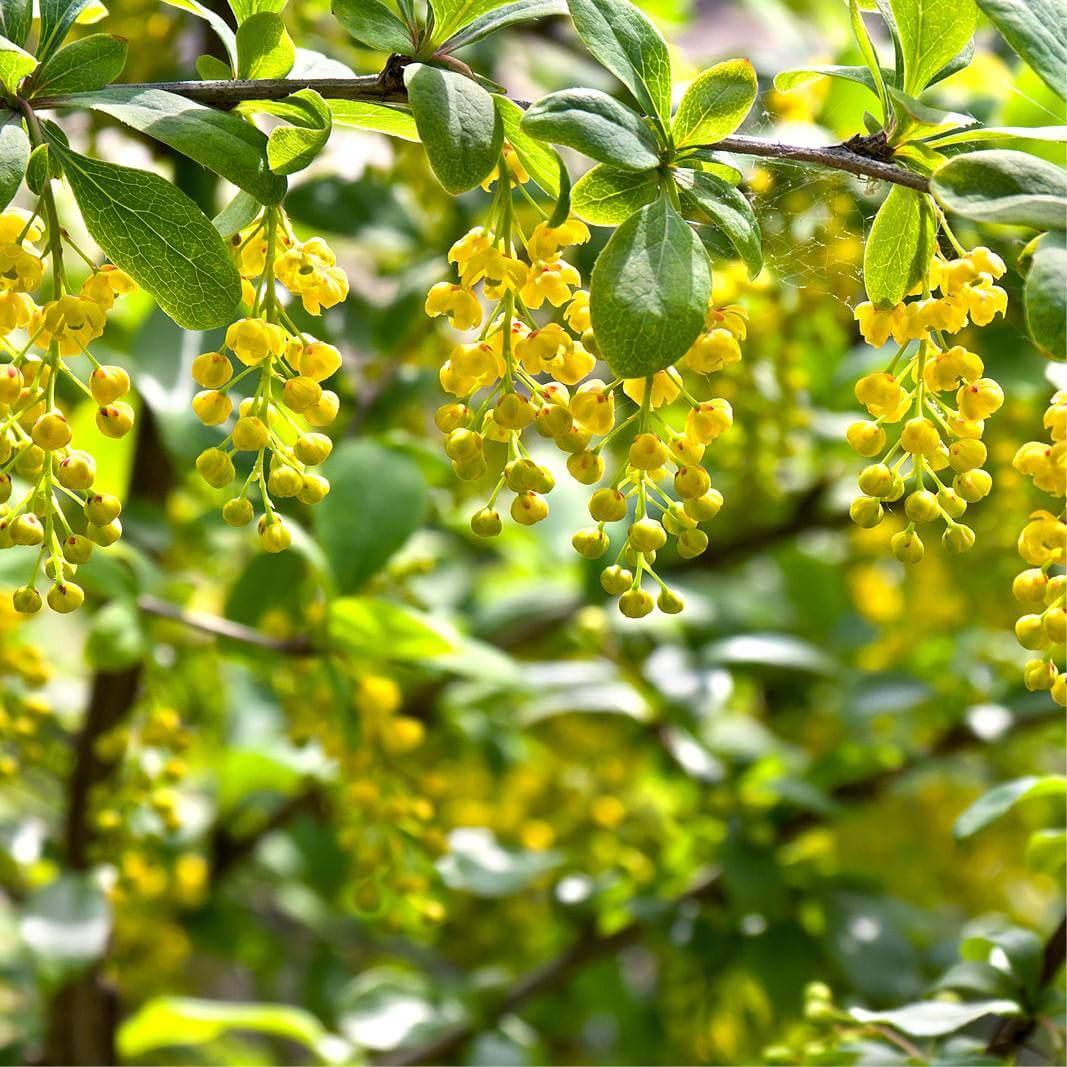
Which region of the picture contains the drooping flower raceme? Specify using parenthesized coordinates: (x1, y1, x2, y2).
(1011, 390, 1066, 705)
(0, 206, 138, 615)
(191, 208, 348, 552)
(847, 247, 1007, 563)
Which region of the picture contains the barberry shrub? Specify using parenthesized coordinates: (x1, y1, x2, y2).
(0, 0, 1063, 1062)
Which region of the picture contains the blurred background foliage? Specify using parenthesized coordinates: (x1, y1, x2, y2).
(0, 0, 1063, 1064)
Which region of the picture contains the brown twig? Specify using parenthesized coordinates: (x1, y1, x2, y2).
(32, 75, 929, 192)
(137, 594, 317, 656)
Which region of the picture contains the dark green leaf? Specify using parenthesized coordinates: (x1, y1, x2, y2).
(863, 185, 936, 308)
(521, 88, 659, 170)
(932, 149, 1067, 230)
(26, 142, 59, 194)
(37, 0, 95, 63)
(0, 113, 28, 210)
(496, 95, 560, 197)
(332, 0, 414, 53)
(676, 168, 762, 276)
(213, 189, 261, 238)
(235, 11, 294, 79)
(440, 0, 565, 51)
(977, 0, 1065, 97)
(314, 439, 428, 594)
(32, 33, 127, 95)
(0, 0, 31, 47)
(590, 197, 711, 378)
(889, 0, 976, 94)
(572, 162, 658, 224)
(51, 143, 241, 329)
(67, 87, 286, 205)
(404, 63, 502, 194)
(1025, 234, 1066, 360)
(672, 58, 757, 148)
(567, 0, 672, 122)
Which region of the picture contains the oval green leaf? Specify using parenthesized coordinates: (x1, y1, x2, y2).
(1024, 235, 1066, 360)
(332, 0, 414, 53)
(863, 184, 935, 308)
(31, 32, 126, 95)
(572, 162, 658, 224)
(590, 197, 711, 378)
(404, 62, 502, 194)
(52, 144, 241, 330)
(672, 59, 757, 149)
(676, 167, 762, 276)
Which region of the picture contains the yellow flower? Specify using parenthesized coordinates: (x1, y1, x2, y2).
(565, 290, 591, 333)
(545, 342, 595, 385)
(0, 244, 43, 293)
(962, 278, 1007, 326)
(519, 257, 579, 308)
(480, 144, 530, 190)
(923, 346, 982, 392)
(275, 237, 349, 314)
(0, 291, 34, 333)
(34, 296, 106, 355)
(225, 317, 286, 366)
(570, 380, 615, 434)
(481, 251, 529, 298)
(0, 210, 42, 245)
(854, 301, 902, 348)
(527, 218, 591, 262)
(424, 282, 482, 331)
(682, 327, 742, 373)
(1018, 511, 1066, 567)
(515, 323, 570, 374)
(623, 371, 680, 408)
(855, 372, 905, 419)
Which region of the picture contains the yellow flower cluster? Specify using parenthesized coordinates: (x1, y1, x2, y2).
(0, 592, 52, 778)
(1012, 391, 1066, 705)
(847, 247, 1007, 562)
(0, 209, 138, 614)
(427, 151, 741, 616)
(192, 209, 348, 552)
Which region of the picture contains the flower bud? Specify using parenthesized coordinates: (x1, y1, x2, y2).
(297, 474, 330, 505)
(90, 366, 130, 405)
(32, 410, 71, 450)
(88, 519, 122, 547)
(96, 402, 135, 439)
(600, 565, 632, 595)
(684, 490, 723, 522)
(589, 488, 627, 523)
(904, 490, 939, 523)
(233, 415, 269, 451)
(849, 495, 884, 528)
(572, 527, 609, 559)
(567, 451, 604, 485)
(628, 518, 666, 553)
(58, 451, 96, 491)
(470, 507, 502, 537)
(85, 493, 122, 525)
(942, 524, 975, 553)
(222, 497, 254, 527)
(891, 530, 924, 563)
(62, 535, 93, 565)
(47, 582, 84, 614)
(258, 517, 291, 553)
(511, 491, 548, 525)
(657, 588, 684, 614)
(192, 351, 232, 389)
(618, 588, 654, 618)
(294, 433, 332, 466)
(13, 586, 41, 614)
(677, 528, 709, 559)
(267, 465, 303, 498)
(281, 375, 322, 414)
(195, 448, 235, 489)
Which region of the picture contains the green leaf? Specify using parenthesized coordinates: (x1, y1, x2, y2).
(235, 11, 294, 79)
(521, 88, 659, 170)
(404, 63, 502, 194)
(86, 598, 145, 670)
(213, 188, 261, 237)
(932, 149, 1067, 230)
(889, 0, 976, 95)
(437, 828, 560, 896)
(314, 439, 427, 594)
(774, 63, 886, 97)
(572, 163, 658, 224)
(328, 99, 420, 142)
(672, 59, 757, 148)
(850, 1000, 1020, 1038)
(567, 0, 672, 123)
(590, 197, 711, 378)
(0, 114, 28, 211)
(954, 775, 1067, 839)
(328, 597, 455, 660)
(1025, 234, 1066, 360)
(1026, 828, 1067, 875)
(37, 0, 96, 63)
(31, 33, 126, 95)
(20, 874, 112, 968)
(0, 35, 36, 95)
(849, 0, 890, 120)
(228, 0, 286, 22)
(161, 0, 237, 68)
(934, 961, 1022, 1000)
(67, 87, 286, 205)
(928, 125, 1067, 149)
(440, 0, 565, 51)
(675, 168, 762, 276)
(428, 0, 513, 45)
(961, 919, 1045, 996)
(0, 0, 31, 47)
(26, 143, 56, 195)
(976, 0, 1065, 97)
(119, 998, 344, 1063)
(496, 95, 560, 197)
(332, 0, 414, 53)
(255, 88, 331, 175)
(195, 53, 231, 79)
(51, 144, 241, 330)
(863, 185, 936, 308)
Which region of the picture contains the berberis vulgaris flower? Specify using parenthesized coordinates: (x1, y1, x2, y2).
(192, 208, 348, 552)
